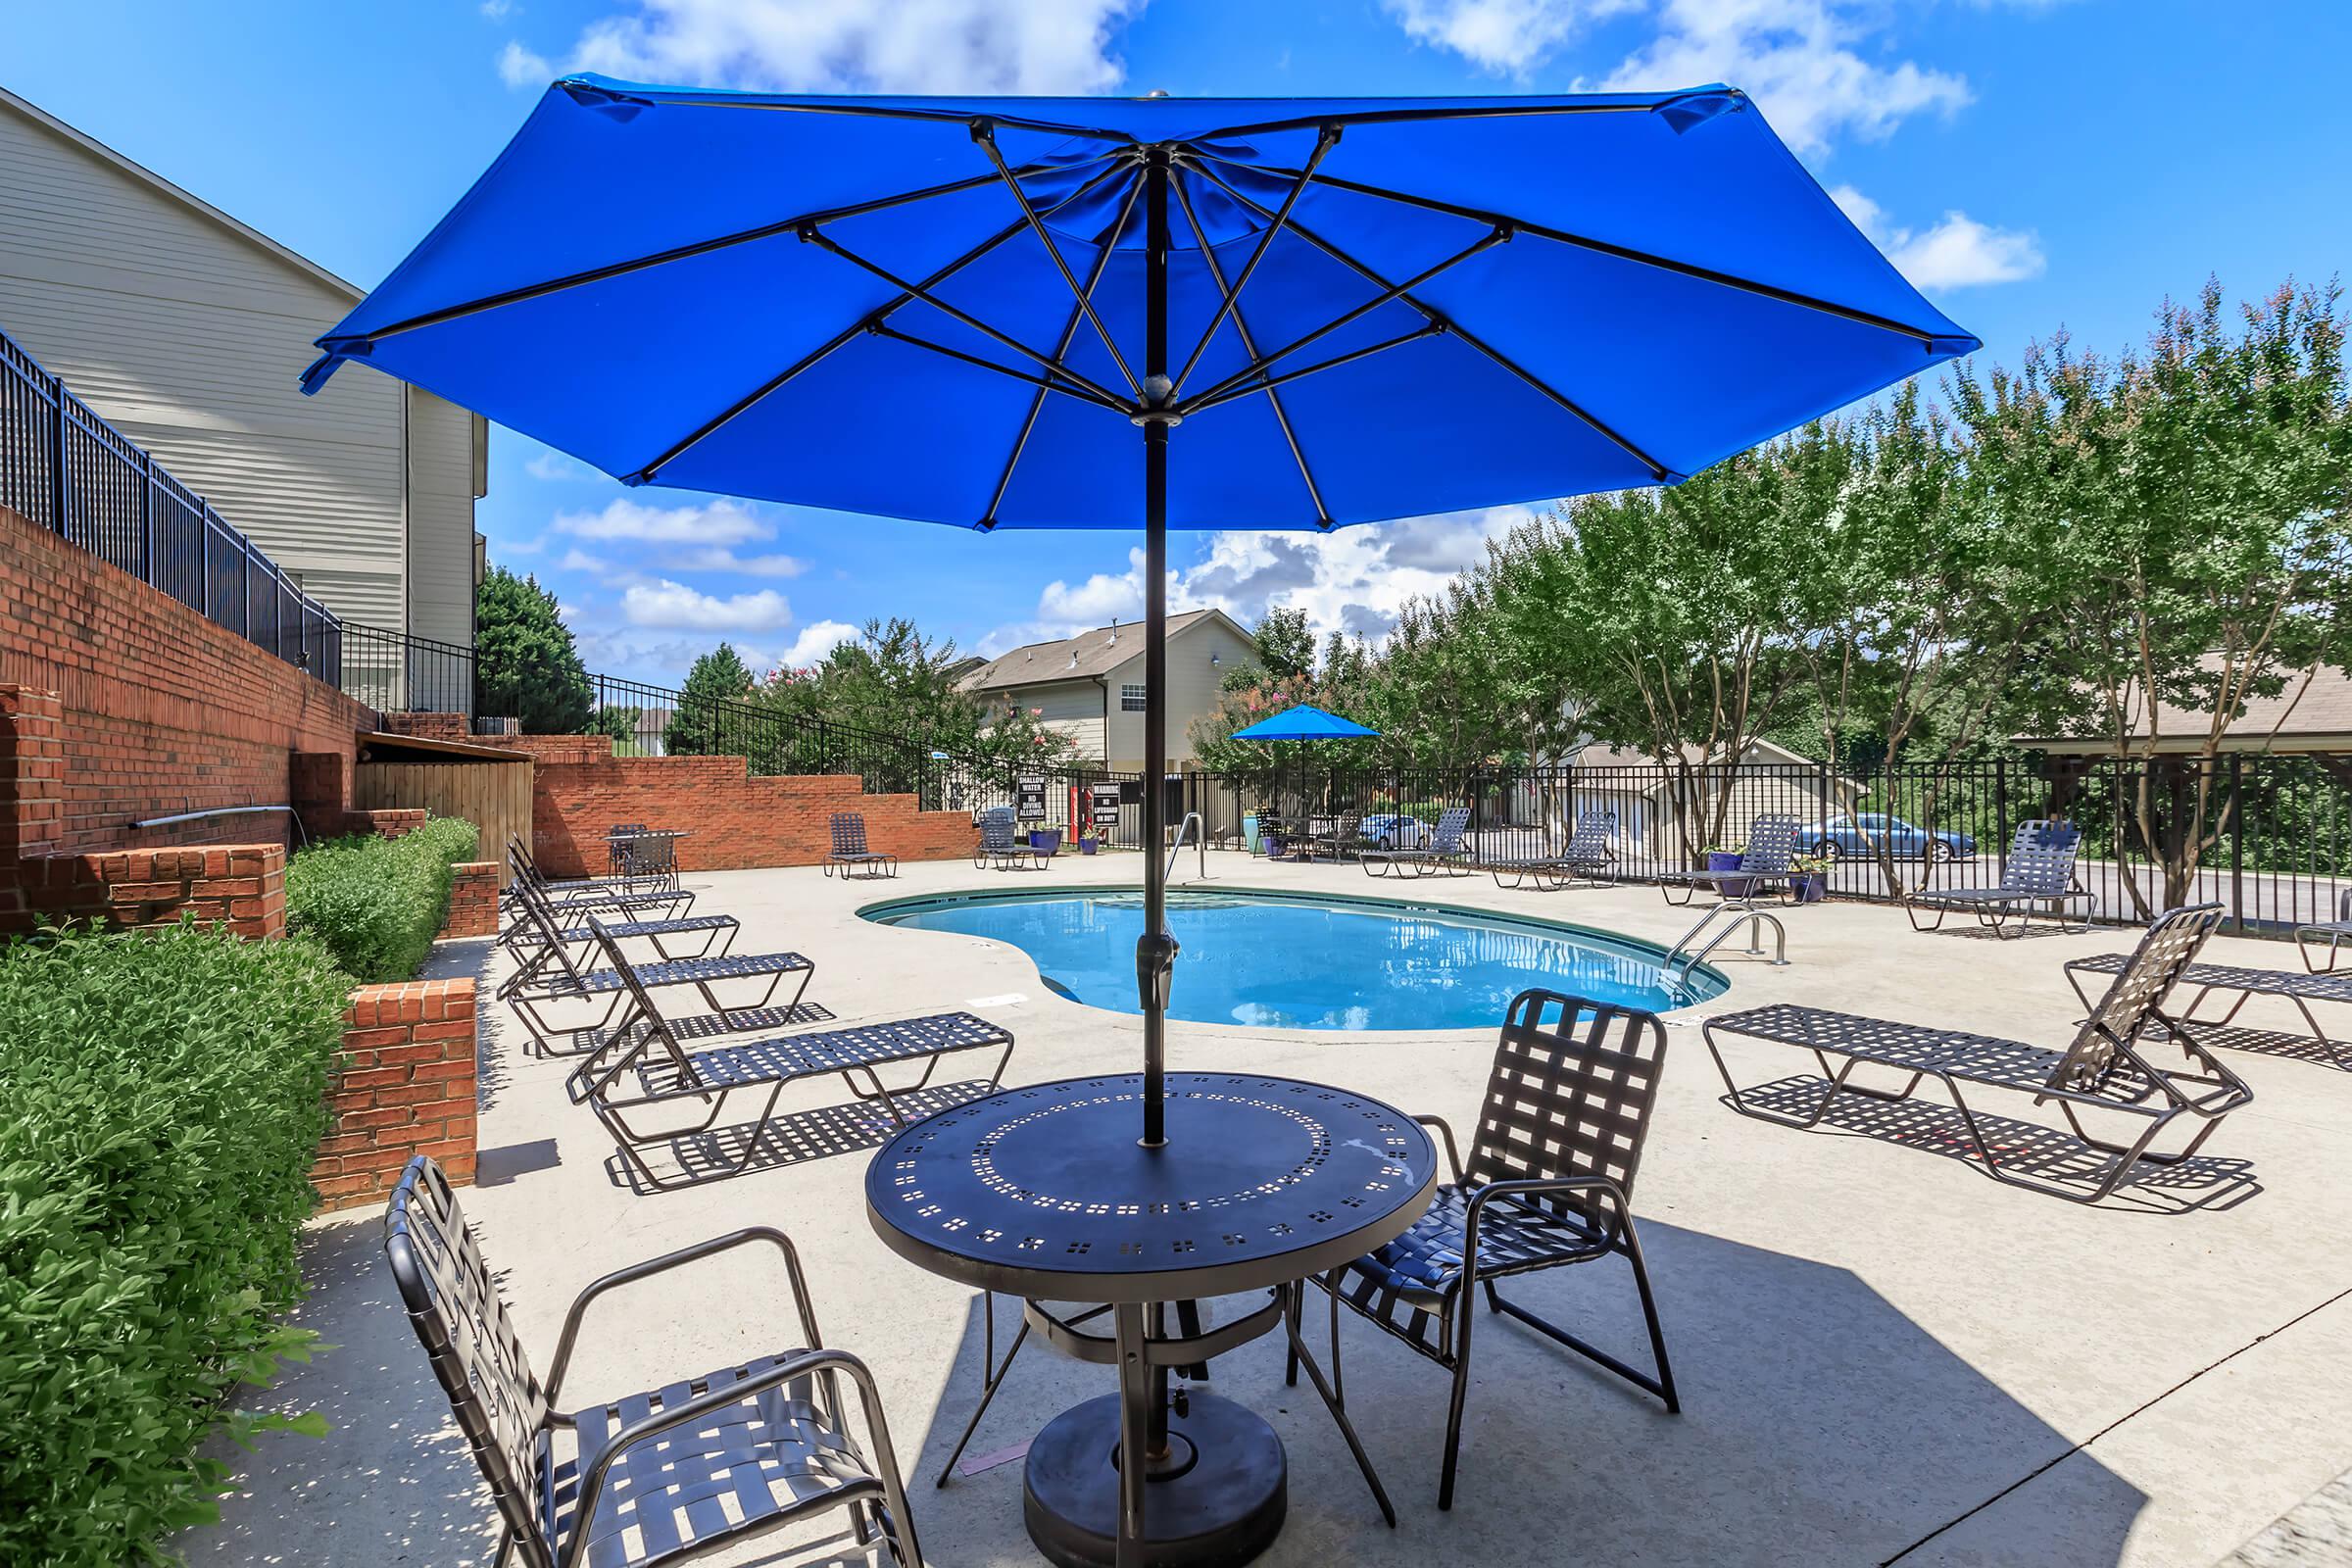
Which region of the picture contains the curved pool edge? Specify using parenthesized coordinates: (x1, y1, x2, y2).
(854, 880, 1731, 1034)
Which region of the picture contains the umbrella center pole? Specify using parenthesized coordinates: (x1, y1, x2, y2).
(1138, 145, 1178, 1154)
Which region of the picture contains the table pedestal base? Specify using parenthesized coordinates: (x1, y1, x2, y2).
(1023, 1392, 1287, 1568)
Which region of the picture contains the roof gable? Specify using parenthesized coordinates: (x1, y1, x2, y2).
(961, 608, 1250, 690)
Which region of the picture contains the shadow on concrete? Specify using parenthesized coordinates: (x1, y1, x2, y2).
(601, 1081, 1004, 1195)
(2172, 1018, 2350, 1073)
(1728, 1075, 2260, 1214)
(905, 1219, 2149, 1566)
(419, 934, 513, 1114)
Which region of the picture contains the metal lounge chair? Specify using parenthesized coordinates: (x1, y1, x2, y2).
(972, 807, 1049, 871)
(382, 1155, 924, 1568)
(822, 812, 899, 879)
(506, 834, 675, 907)
(2063, 949, 2352, 1070)
(499, 890, 816, 1056)
(497, 877, 736, 1001)
(1655, 812, 1800, 906)
(567, 916, 1016, 1190)
(1702, 905, 2252, 1203)
(1905, 819, 2092, 937)
(503, 838, 695, 932)
(1299, 989, 1679, 1510)
(1307, 812, 1365, 861)
(608, 823, 683, 894)
(1489, 808, 1618, 891)
(2293, 889, 2352, 973)
(1361, 807, 1473, 879)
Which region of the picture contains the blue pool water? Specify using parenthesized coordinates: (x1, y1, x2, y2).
(861, 888, 1725, 1031)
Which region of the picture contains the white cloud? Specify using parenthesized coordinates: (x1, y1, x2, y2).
(1384, 0, 1641, 75)
(665, 547, 808, 577)
(1829, 183, 2044, 291)
(621, 579, 794, 630)
(1587, 0, 1971, 157)
(524, 449, 595, 481)
(502, 0, 1140, 94)
(481, 0, 517, 19)
(984, 507, 1533, 658)
(552, 496, 772, 547)
(557, 548, 612, 574)
(776, 619, 861, 668)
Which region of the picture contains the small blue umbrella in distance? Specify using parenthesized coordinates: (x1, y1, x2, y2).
(304, 76, 1976, 1146)
(1228, 703, 1380, 741)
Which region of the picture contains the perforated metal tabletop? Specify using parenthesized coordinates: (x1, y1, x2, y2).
(865, 1071, 1436, 1303)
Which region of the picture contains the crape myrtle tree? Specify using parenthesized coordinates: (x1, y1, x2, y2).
(474, 566, 595, 733)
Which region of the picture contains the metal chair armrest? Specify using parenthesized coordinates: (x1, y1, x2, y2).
(1461, 1174, 1631, 1281)
(1413, 1113, 1466, 1184)
(545, 1227, 824, 1404)
(558, 1347, 910, 1568)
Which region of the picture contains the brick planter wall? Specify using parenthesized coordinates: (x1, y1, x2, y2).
(0, 842, 287, 939)
(441, 861, 500, 938)
(515, 734, 977, 877)
(312, 978, 478, 1211)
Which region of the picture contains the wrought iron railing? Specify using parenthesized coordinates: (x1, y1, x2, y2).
(0, 323, 342, 681)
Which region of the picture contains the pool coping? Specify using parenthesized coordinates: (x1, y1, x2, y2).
(854, 878, 1732, 1037)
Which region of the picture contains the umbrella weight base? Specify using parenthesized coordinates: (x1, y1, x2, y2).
(1024, 1393, 1288, 1568)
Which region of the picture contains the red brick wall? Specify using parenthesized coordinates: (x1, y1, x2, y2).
(521, 734, 977, 876)
(1, 842, 286, 939)
(441, 860, 500, 938)
(378, 711, 470, 743)
(312, 977, 477, 1211)
(0, 505, 375, 859)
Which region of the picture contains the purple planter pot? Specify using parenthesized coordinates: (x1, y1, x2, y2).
(1705, 849, 1751, 900)
(1790, 872, 1827, 904)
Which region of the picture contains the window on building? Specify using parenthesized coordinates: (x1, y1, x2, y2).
(1120, 683, 1148, 711)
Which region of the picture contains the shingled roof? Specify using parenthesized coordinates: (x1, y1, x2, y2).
(959, 609, 1236, 691)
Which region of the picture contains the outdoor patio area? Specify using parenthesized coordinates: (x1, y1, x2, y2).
(187, 851, 2352, 1568)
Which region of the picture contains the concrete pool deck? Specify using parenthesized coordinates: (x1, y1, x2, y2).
(187, 849, 2352, 1567)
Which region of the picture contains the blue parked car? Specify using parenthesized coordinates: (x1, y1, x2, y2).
(1807, 811, 1977, 862)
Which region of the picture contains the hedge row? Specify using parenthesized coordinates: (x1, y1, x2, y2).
(0, 920, 351, 1565)
(284, 816, 479, 982)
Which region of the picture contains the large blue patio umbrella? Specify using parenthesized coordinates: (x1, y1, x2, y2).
(1228, 703, 1379, 837)
(304, 75, 1976, 1148)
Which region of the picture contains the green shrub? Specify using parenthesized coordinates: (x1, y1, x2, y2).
(0, 920, 350, 1565)
(284, 817, 478, 982)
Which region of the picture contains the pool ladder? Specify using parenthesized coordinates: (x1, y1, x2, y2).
(1660, 896, 1789, 987)
(1165, 811, 1207, 885)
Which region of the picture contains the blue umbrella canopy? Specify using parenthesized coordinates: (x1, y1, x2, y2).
(1228, 704, 1380, 742)
(305, 76, 1975, 1146)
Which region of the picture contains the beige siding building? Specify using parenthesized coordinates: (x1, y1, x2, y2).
(0, 86, 483, 647)
(961, 609, 1258, 772)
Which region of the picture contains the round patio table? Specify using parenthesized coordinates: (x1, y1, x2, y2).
(866, 1072, 1436, 1568)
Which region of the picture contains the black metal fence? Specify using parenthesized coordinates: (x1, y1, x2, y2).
(1187, 753, 2352, 938)
(0, 324, 342, 680)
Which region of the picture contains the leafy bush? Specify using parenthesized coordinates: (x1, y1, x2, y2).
(0, 920, 350, 1565)
(284, 816, 478, 983)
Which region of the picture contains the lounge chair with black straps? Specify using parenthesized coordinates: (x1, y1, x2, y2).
(823, 812, 900, 879)
(2294, 888, 2352, 973)
(500, 890, 815, 1057)
(2063, 947, 2352, 1071)
(973, 807, 1050, 871)
(1654, 813, 1800, 907)
(497, 876, 737, 1002)
(1703, 905, 2251, 1203)
(1905, 819, 2092, 937)
(1362, 807, 1474, 879)
(383, 1155, 925, 1568)
(1490, 808, 1618, 892)
(1299, 989, 1679, 1510)
(568, 916, 1016, 1190)
(505, 834, 681, 909)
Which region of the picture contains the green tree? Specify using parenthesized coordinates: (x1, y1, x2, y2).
(664, 643, 755, 756)
(474, 566, 593, 733)
(1252, 608, 1315, 681)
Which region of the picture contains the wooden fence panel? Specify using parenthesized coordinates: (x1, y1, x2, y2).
(353, 760, 531, 885)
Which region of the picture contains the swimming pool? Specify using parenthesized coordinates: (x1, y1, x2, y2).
(859, 887, 1726, 1031)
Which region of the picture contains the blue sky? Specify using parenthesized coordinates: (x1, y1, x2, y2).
(12, 1, 2351, 684)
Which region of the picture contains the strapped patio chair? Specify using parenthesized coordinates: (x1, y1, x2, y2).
(823, 813, 900, 879)
(568, 917, 1015, 1190)
(506, 834, 678, 908)
(972, 807, 1049, 871)
(1362, 807, 1474, 879)
(383, 1155, 924, 1568)
(1302, 812, 1363, 862)
(1702, 905, 2252, 1203)
(1905, 819, 2093, 937)
(2064, 949, 2352, 1070)
(497, 876, 736, 1002)
(1655, 812, 1800, 906)
(1299, 989, 1678, 1510)
(1489, 808, 1618, 891)
(2293, 888, 2352, 973)
(608, 824, 682, 894)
